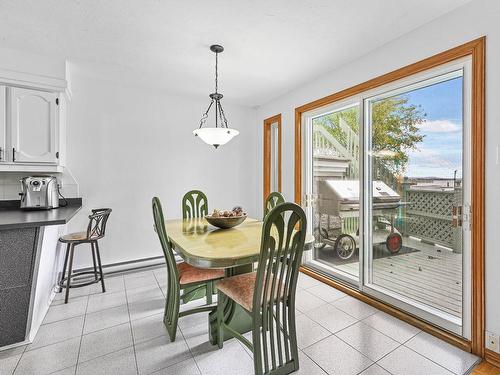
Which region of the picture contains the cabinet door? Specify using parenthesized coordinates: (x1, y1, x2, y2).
(0, 86, 5, 162)
(9, 87, 58, 164)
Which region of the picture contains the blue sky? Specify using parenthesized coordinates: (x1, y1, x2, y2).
(398, 76, 463, 178)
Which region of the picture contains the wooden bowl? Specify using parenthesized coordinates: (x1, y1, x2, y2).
(205, 214, 247, 229)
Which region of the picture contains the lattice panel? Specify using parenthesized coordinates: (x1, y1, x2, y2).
(406, 190, 458, 217)
(406, 215, 454, 247)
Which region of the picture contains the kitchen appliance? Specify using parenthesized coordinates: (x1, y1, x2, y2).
(20, 176, 59, 210)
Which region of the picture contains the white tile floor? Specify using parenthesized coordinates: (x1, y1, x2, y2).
(0, 267, 480, 375)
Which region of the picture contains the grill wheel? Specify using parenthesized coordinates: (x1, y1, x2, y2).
(313, 227, 328, 250)
(386, 232, 403, 254)
(335, 234, 356, 260)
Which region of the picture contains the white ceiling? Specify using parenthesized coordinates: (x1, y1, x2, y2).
(0, 0, 471, 106)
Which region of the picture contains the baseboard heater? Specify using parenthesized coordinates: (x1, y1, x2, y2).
(71, 254, 172, 277)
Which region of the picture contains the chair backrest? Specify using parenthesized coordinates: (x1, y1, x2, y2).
(152, 197, 180, 282)
(182, 190, 208, 219)
(263, 192, 285, 219)
(253, 202, 307, 374)
(86, 208, 112, 240)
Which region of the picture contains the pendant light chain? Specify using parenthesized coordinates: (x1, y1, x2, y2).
(198, 99, 214, 129)
(214, 50, 229, 129)
(215, 50, 218, 94)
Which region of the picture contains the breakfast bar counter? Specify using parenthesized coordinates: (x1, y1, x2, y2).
(0, 198, 82, 349)
(0, 199, 82, 230)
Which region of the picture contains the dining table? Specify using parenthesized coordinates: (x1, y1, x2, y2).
(164, 216, 313, 345)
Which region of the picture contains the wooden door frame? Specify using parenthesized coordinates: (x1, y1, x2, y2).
(263, 114, 282, 202)
(294, 38, 486, 357)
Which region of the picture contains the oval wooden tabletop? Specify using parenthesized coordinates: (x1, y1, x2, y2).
(165, 217, 313, 269)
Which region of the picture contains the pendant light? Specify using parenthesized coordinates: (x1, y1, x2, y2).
(193, 44, 238, 148)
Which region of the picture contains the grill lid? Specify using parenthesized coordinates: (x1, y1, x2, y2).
(323, 180, 400, 203)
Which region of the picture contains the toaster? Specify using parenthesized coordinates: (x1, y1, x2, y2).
(20, 176, 60, 210)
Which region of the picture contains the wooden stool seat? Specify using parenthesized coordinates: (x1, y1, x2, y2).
(59, 231, 97, 243)
(58, 208, 112, 303)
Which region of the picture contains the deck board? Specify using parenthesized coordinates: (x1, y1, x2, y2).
(318, 237, 463, 319)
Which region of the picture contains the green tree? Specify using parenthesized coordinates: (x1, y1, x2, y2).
(313, 96, 425, 174)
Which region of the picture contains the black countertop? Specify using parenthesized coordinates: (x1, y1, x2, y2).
(0, 198, 82, 230)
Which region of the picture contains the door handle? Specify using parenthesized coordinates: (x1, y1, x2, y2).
(12, 147, 15, 162)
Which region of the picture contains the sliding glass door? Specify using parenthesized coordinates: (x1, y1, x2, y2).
(304, 100, 361, 285)
(303, 58, 472, 336)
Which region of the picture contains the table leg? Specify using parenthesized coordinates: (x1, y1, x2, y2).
(208, 263, 253, 345)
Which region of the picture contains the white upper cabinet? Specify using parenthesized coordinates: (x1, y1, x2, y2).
(9, 87, 59, 164)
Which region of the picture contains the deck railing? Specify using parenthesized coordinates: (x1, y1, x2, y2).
(400, 185, 462, 253)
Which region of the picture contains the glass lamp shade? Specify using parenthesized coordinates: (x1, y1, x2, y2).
(193, 127, 239, 148)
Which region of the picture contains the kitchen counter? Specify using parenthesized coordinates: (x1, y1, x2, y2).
(0, 198, 82, 230)
(0, 198, 82, 348)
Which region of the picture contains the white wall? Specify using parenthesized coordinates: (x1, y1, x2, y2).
(0, 46, 65, 81)
(65, 65, 258, 268)
(256, 0, 500, 335)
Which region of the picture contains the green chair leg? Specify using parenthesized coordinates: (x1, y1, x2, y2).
(217, 291, 224, 349)
(163, 292, 179, 342)
(206, 282, 213, 305)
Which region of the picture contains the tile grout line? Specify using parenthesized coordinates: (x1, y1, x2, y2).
(402, 341, 472, 375)
(177, 326, 203, 375)
(149, 268, 205, 373)
(70, 345, 135, 367)
(359, 312, 422, 344)
(369, 342, 403, 375)
(299, 348, 330, 375)
(299, 312, 360, 350)
(328, 297, 379, 320)
(301, 300, 438, 374)
(10, 342, 28, 375)
(152, 269, 167, 299)
(329, 332, 377, 369)
(335, 319, 402, 347)
(74, 293, 90, 375)
(123, 279, 140, 375)
(356, 362, 397, 375)
(300, 311, 397, 373)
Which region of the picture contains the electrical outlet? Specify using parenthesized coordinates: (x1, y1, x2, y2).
(486, 331, 500, 353)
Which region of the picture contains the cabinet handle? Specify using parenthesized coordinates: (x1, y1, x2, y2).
(0, 147, 2, 161)
(12, 147, 15, 162)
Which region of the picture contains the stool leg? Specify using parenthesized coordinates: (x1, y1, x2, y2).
(59, 243, 70, 289)
(64, 244, 75, 304)
(94, 241, 106, 293)
(91, 242, 98, 281)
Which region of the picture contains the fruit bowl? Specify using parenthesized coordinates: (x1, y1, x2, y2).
(205, 214, 247, 229)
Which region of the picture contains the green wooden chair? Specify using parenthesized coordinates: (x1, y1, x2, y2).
(152, 197, 224, 341)
(216, 202, 307, 375)
(263, 192, 285, 219)
(181, 189, 214, 303)
(182, 189, 208, 218)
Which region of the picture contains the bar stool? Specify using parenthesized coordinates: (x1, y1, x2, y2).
(58, 208, 112, 303)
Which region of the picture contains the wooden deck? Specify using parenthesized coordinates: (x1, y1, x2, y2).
(330, 237, 463, 318)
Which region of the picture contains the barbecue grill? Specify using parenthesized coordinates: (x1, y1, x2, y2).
(314, 179, 403, 259)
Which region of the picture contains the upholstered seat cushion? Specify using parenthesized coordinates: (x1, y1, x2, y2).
(177, 262, 224, 285)
(217, 272, 285, 312)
